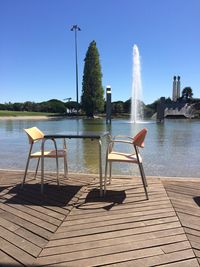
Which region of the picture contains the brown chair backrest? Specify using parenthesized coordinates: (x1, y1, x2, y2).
(24, 127, 44, 144)
(132, 128, 147, 148)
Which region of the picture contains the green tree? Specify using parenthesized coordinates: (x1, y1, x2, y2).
(144, 99, 160, 118)
(46, 99, 66, 113)
(182, 87, 193, 99)
(13, 102, 23, 111)
(39, 99, 66, 113)
(23, 101, 36, 112)
(81, 40, 104, 117)
(112, 101, 124, 114)
(123, 99, 131, 113)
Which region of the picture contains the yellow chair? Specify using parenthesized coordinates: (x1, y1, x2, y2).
(21, 127, 67, 191)
(104, 128, 148, 199)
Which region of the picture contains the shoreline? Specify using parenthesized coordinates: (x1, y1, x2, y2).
(0, 168, 199, 180)
(0, 115, 106, 120)
(0, 115, 62, 120)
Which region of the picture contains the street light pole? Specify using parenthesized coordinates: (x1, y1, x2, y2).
(71, 25, 81, 109)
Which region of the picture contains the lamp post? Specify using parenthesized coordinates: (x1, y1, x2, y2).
(71, 25, 81, 110)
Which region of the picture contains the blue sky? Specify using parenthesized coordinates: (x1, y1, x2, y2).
(0, 0, 200, 104)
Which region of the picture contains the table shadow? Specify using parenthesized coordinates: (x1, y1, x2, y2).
(3, 183, 82, 207)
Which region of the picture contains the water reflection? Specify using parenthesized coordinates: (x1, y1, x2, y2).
(80, 119, 107, 173)
(155, 123, 165, 145)
(0, 118, 200, 177)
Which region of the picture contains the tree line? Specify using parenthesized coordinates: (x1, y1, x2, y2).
(0, 99, 67, 114)
(0, 97, 158, 118)
(0, 91, 199, 118)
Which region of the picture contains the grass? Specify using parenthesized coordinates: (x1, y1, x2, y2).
(0, 110, 59, 117)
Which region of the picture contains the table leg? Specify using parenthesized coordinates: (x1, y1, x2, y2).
(41, 140, 45, 194)
(98, 139, 103, 196)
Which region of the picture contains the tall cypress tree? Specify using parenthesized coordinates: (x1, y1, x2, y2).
(81, 40, 104, 117)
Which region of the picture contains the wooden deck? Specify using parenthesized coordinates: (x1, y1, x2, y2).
(0, 170, 199, 267)
(162, 178, 200, 265)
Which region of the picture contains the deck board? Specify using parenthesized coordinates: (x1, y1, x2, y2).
(0, 170, 199, 266)
(162, 179, 200, 265)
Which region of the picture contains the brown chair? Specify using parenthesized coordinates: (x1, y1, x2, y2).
(104, 128, 148, 199)
(21, 127, 67, 191)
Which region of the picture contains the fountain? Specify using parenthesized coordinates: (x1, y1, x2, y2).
(131, 44, 144, 123)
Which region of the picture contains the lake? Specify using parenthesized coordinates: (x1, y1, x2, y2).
(0, 117, 200, 178)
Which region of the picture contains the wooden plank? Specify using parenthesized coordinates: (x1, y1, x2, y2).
(14, 195, 66, 220)
(36, 246, 163, 266)
(2, 193, 62, 226)
(100, 250, 197, 267)
(15, 188, 72, 216)
(58, 211, 176, 232)
(0, 216, 20, 232)
(67, 207, 175, 223)
(37, 249, 196, 267)
(177, 213, 200, 231)
(69, 199, 173, 216)
(52, 217, 179, 240)
(0, 237, 36, 266)
(46, 227, 185, 250)
(3, 201, 61, 227)
(15, 227, 48, 247)
(0, 210, 48, 247)
(159, 258, 199, 267)
(40, 234, 187, 257)
(0, 225, 41, 257)
(190, 241, 200, 251)
(0, 211, 52, 240)
(0, 249, 24, 267)
(48, 221, 181, 246)
(0, 203, 57, 232)
(163, 179, 200, 265)
(160, 241, 191, 253)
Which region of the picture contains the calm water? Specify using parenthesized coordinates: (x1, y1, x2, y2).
(0, 118, 200, 178)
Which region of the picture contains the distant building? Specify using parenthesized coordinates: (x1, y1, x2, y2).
(172, 76, 181, 101)
(157, 75, 195, 122)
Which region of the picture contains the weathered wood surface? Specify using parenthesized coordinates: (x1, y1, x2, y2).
(0, 170, 199, 266)
(0, 170, 93, 267)
(162, 178, 200, 265)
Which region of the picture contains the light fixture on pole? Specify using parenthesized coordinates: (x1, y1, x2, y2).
(70, 25, 81, 108)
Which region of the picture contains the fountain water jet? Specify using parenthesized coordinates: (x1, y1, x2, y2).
(131, 45, 144, 123)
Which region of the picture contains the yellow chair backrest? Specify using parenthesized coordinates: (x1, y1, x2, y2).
(24, 127, 44, 144)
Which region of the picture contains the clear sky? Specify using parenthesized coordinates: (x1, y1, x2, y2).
(0, 0, 200, 104)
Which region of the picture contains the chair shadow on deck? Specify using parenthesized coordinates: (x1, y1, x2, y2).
(3, 183, 83, 207)
(75, 188, 127, 211)
(193, 196, 200, 207)
(0, 186, 10, 193)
